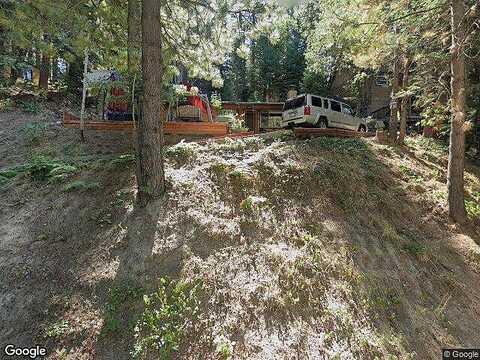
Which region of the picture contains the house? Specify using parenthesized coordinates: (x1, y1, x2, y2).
(330, 72, 392, 116)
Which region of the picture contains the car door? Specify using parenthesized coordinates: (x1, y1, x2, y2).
(329, 100, 344, 128)
(311, 96, 322, 123)
(340, 104, 356, 130)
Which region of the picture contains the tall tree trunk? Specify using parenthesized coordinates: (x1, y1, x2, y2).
(127, 0, 141, 75)
(8, 44, 19, 85)
(389, 45, 400, 142)
(398, 57, 412, 144)
(136, 0, 165, 205)
(447, 0, 467, 223)
(52, 57, 59, 82)
(39, 51, 49, 89)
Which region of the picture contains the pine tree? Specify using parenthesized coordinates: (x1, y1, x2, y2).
(136, 0, 165, 205)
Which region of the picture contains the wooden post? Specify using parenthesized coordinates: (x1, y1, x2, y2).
(253, 108, 260, 134)
(80, 49, 89, 141)
(206, 96, 212, 122)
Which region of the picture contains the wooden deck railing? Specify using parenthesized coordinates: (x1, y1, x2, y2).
(63, 112, 228, 136)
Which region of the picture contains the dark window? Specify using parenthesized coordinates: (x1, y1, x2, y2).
(283, 100, 294, 111)
(312, 96, 322, 107)
(330, 101, 341, 112)
(322, 99, 329, 109)
(283, 96, 306, 111)
(375, 75, 388, 87)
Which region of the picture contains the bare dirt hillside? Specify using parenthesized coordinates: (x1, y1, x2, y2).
(1, 107, 480, 360)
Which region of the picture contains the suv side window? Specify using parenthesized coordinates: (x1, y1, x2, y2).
(342, 104, 353, 115)
(311, 96, 322, 107)
(322, 99, 329, 109)
(330, 101, 341, 112)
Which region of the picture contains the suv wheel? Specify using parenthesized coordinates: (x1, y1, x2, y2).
(358, 124, 366, 132)
(317, 118, 328, 129)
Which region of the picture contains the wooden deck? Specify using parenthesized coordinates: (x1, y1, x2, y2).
(293, 127, 375, 139)
(63, 112, 228, 136)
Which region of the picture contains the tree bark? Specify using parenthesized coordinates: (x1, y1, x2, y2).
(389, 45, 400, 142)
(398, 57, 412, 144)
(39, 51, 49, 89)
(127, 0, 141, 75)
(447, 0, 467, 223)
(136, 0, 165, 205)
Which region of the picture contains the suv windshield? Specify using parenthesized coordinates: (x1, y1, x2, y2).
(283, 96, 306, 111)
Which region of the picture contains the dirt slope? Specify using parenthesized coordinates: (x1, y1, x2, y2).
(1, 108, 480, 360)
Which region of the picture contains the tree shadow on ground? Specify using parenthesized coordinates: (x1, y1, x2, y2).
(7, 133, 480, 360)
(250, 137, 480, 359)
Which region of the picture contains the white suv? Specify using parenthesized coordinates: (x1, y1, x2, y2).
(282, 94, 368, 131)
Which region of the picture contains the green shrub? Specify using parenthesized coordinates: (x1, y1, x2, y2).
(103, 285, 144, 335)
(45, 320, 71, 339)
(240, 196, 255, 214)
(466, 191, 480, 218)
(215, 336, 234, 359)
(311, 137, 367, 154)
(399, 164, 424, 183)
(132, 277, 203, 359)
(363, 282, 401, 316)
(22, 123, 48, 145)
(0, 168, 20, 179)
(382, 223, 402, 242)
(209, 161, 233, 178)
(18, 100, 40, 114)
(0, 98, 14, 111)
(402, 242, 427, 258)
(165, 142, 197, 165)
(25, 156, 77, 181)
(228, 169, 248, 181)
(63, 180, 100, 192)
(110, 154, 135, 167)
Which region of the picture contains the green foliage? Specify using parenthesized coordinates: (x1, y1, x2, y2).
(399, 164, 424, 183)
(103, 285, 144, 336)
(402, 242, 427, 258)
(18, 100, 40, 114)
(382, 223, 402, 242)
(45, 320, 71, 339)
(311, 137, 368, 154)
(222, 20, 308, 101)
(63, 180, 100, 192)
(465, 192, 480, 218)
(229, 114, 249, 133)
(165, 143, 196, 165)
(209, 161, 233, 178)
(363, 279, 401, 318)
(132, 277, 203, 359)
(0, 168, 20, 179)
(0, 98, 14, 111)
(25, 156, 77, 181)
(215, 339, 234, 359)
(22, 123, 48, 145)
(110, 154, 135, 167)
(211, 93, 222, 111)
